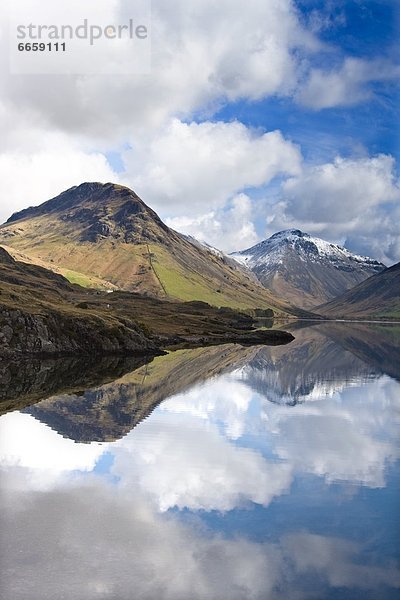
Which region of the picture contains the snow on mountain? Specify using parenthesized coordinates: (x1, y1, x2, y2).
(231, 229, 383, 270)
(230, 230, 386, 309)
(181, 234, 226, 259)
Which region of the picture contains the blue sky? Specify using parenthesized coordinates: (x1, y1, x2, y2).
(0, 0, 399, 261)
(209, 1, 399, 158)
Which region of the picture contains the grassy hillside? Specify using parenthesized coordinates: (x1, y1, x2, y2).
(0, 182, 308, 316)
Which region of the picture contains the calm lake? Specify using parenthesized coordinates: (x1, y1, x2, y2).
(1, 322, 399, 599)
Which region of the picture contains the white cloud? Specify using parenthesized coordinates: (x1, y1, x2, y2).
(0, 133, 120, 223)
(282, 155, 399, 223)
(284, 532, 400, 591)
(148, 356, 400, 491)
(161, 372, 255, 439)
(297, 58, 400, 109)
(0, 478, 283, 600)
(0, 412, 107, 488)
(0, 0, 397, 257)
(113, 416, 292, 512)
(264, 154, 400, 263)
(1, 475, 398, 599)
(258, 376, 400, 488)
(166, 193, 259, 253)
(0, 0, 309, 227)
(121, 119, 302, 216)
(0, 0, 317, 142)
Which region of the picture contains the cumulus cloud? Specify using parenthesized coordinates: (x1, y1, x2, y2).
(264, 154, 400, 263)
(166, 193, 259, 252)
(146, 357, 400, 491)
(0, 479, 284, 600)
(0, 0, 317, 142)
(0, 412, 107, 489)
(160, 372, 255, 439)
(0, 132, 120, 223)
(121, 119, 302, 216)
(283, 533, 400, 591)
(0, 403, 292, 514)
(1, 475, 398, 599)
(297, 58, 400, 109)
(0, 0, 397, 256)
(0, 0, 310, 227)
(282, 155, 399, 223)
(259, 375, 400, 488)
(113, 416, 292, 512)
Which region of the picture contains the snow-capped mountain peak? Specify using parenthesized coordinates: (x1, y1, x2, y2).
(230, 230, 386, 309)
(231, 229, 384, 269)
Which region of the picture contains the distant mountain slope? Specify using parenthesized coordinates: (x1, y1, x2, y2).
(317, 262, 400, 320)
(0, 183, 305, 315)
(231, 229, 385, 308)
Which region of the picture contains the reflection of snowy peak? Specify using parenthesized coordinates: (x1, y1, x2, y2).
(231, 230, 386, 308)
(237, 335, 381, 406)
(238, 363, 376, 406)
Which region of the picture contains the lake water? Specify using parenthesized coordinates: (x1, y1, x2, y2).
(0, 322, 399, 599)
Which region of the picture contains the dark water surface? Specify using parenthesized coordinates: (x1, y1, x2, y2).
(1, 323, 399, 599)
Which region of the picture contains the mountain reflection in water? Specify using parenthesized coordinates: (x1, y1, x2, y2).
(0, 323, 399, 600)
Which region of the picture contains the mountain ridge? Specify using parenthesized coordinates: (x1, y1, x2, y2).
(0, 183, 311, 316)
(231, 229, 386, 309)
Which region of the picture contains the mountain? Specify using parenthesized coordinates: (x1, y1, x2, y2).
(317, 262, 400, 320)
(0, 182, 305, 316)
(230, 229, 385, 309)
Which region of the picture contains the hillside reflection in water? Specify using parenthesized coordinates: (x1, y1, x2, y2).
(0, 323, 399, 600)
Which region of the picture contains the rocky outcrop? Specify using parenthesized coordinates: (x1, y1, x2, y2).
(0, 306, 158, 358)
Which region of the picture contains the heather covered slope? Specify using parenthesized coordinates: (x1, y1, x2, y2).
(0, 182, 305, 316)
(231, 230, 385, 309)
(318, 262, 400, 320)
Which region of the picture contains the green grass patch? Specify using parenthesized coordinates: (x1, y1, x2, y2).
(61, 269, 102, 289)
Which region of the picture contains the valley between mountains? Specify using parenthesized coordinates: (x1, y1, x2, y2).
(0, 182, 399, 359)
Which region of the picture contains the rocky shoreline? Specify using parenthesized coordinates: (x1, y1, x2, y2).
(0, 305, 293, 359)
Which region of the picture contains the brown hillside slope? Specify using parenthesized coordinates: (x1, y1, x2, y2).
(317, 262, 400, 320)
